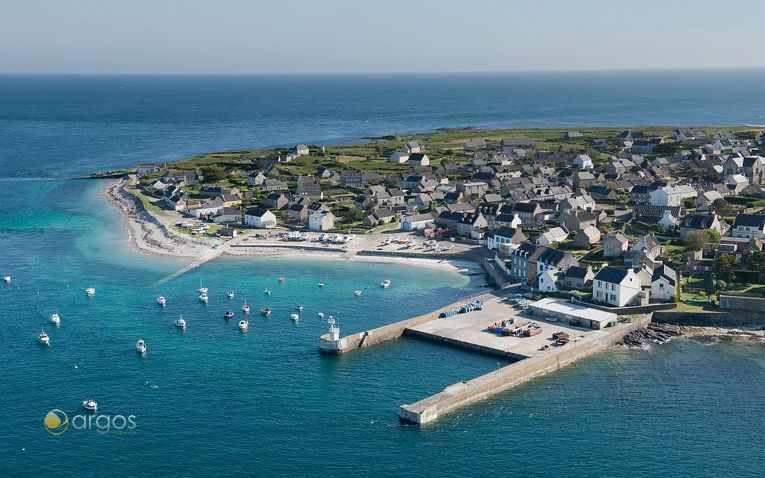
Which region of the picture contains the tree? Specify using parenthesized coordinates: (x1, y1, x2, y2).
(747, 250, 765, 282)
(684, 230, 712, 251)
(712, 199, 735, 218)
(713, 253, 737, 282)
(200, 166, 227, 182)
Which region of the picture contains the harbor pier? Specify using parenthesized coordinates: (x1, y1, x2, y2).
(320, 293, 651, 424)
(399, 313, 650, 424)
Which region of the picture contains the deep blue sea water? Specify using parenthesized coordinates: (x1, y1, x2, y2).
(0, 71, 763, 477)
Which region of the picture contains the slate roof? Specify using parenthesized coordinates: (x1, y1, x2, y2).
(681, 214, 716, 229)
(652, 264, 677, 286)
(733, 214, 765, 229)
(593, 266, 631, 284)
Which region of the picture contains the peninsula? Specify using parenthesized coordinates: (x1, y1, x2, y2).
(104, 125, 765, 421)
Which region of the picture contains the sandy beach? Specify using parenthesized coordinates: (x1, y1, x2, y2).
(104, 178, 219, 259)
(103, 178, 485, 275)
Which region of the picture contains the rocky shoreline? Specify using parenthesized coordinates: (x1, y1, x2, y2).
(619, 322, 765, 347)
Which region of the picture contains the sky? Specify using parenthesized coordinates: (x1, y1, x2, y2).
(1, 0, 763, 74)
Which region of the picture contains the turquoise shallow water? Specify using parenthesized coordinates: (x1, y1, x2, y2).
(0, 173, 763, 478)
(0, 73, 764, 476)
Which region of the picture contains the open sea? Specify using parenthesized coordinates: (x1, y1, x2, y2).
(0, 70, 763, 477)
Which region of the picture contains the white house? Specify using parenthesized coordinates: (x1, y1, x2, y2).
(244, 207, 277, 229)
(592, 266, 643, 307)
(725, 174, 749, 194)
(389, 150, 410, 164)
(651, 264, 677, 302)
(573, 154, 594, 170)
(405, 140, 422, 154)
(538, 269, 562, 292)
(293, 144, 310, 156)
(536, 227, 568, 246)
(401, 213, 435, 232)
(407, 153, 430, 167)
(308, 210, 336, 232)
(658, 209, 680, 229)
(649, 185, 697, 207)
(731, 214, 765, 238)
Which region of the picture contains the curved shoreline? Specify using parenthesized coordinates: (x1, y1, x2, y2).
(102, 178, 485, 274)
(102, 178, 217, 259)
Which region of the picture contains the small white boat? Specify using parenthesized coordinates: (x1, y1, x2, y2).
(354, 289, 362, 297)
(264, 288, 271, 296)
(290, 313, 300, 322)
(38, 328, 49, 346)
(136, 339, 147, 355)
(85, 287, 96, 296)
(278, 277, 285, 283)
(50, 313, 61, 326)
(380, 280, 391, 288)
(242, 300, 250, 314)
(82, 399, 98, 412)
(224, 310, 234, 320)
(295, 304, 304, 312)
(261, 307, 271, 317)
(3, 276, 10, 284)
(199, 293, 208, 304)
(227, 291, 235, 299)
(318, 312, 324, 319)
(318, 282, 325, 288)
(238, 319, 249, 331)
(156, 296, 166, 306)
(175, 315, 186, 330)
(198, 280, 207, 295)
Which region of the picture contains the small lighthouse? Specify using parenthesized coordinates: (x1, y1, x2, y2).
(319, 315, 346, 354)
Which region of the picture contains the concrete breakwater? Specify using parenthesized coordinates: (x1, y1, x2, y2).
(399, 315, 651, 424)
(319, 291, 503, 354)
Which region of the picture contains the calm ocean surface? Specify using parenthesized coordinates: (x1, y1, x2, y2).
(0, 71, 763, 477)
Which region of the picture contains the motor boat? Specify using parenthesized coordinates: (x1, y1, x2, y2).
(278, 277, 285, 283)
(224, 310, 234, 320)
(238, 319, 249, 331)
(136, 339, 147, 355)
(198, 280, 208, 295)
(85, 287, 96, 297)
(227, 291, 235, 299)
(290, 313, 300, 322)
(318, 282, 325, 288)
(380, 280, 391, 288)
(175, 315, 186, 330)
(261, 307, 271, 317)
(38, 328, 49, 346)
(156, 296, 166, 306)
(82, 399, 98, 412)
(242, 300, 250, 314)
(317, 312, 324, 319)
(295, 304, 304, 312)
(199, 293, 208, 304)
(3, 276, 10, 284)
(264, 288, 271, 296)
(354, 289, 362, 297)
(50, 313, 61, 326)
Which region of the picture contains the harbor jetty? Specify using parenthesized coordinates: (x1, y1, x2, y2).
(320, 293, 651, 424)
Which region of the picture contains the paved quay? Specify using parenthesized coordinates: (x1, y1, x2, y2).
(320, 291, 650, 425)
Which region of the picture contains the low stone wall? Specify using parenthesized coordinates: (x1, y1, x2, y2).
(399, 315, 651, 424)
(653, 311, 765, 326)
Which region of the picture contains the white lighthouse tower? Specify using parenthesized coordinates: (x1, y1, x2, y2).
(319, 315, 346, 354)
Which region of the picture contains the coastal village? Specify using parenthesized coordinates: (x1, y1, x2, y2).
(125, 126, 765, 317)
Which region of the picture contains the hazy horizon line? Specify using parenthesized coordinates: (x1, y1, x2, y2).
(1, 65, 763, 77)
